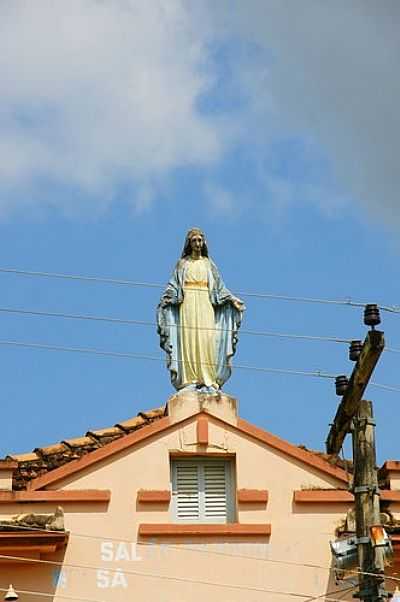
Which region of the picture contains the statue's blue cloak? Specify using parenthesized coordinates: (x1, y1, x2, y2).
(157, 257, 242, 390)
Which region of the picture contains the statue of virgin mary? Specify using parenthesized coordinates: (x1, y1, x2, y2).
(157, 228, 244, 392)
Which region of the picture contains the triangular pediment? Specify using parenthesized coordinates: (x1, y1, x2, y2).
(16, 409, 349, 492)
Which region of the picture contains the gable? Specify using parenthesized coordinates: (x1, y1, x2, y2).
(20, 411, 348, 493)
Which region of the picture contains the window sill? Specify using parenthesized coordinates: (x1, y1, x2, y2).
(137, 490, 171, 504)
(138, 523, 271, 537)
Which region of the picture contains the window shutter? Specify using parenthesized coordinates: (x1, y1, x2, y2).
(172, 459, 232, 523)
(174, 463, 200, 521)
(203, 462, 228, 520)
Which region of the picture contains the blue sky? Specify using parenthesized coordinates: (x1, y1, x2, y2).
(0, 1, 399, 464)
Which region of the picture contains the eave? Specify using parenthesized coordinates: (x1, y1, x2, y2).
(0, 530, 68, 562)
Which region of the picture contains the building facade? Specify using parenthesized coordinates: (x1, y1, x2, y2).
(1, 392, 400, 601)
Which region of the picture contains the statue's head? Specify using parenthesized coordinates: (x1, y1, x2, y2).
(181, 228, 209, 258)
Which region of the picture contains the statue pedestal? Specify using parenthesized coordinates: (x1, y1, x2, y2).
(166, 390, 238, 426)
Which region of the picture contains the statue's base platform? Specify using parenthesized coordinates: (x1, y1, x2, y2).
(166, 390, 238, 426)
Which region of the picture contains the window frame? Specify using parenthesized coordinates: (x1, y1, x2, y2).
(170, 457, 235, 524)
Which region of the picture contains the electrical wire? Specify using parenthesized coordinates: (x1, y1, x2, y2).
(304, 586, 356, 602)
(0, 336, 399, 392)
(370, 382, 400, 393)
(0, 555, 364, 602)
(1, 523, 399, 587)
(0, 266, 399, 313)
(0, 337, 339, 379)
(0, 555, 357, 601)
(2, 304, 399, 355)
(0, 549, 393, 595)
(0, 304, 354, 345)
(1, 522, 340, 573)
(0, 588, 347, 602)
(2, 304, 400, 355)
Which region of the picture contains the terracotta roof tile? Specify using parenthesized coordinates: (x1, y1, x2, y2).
(116, 416, 146, 432)
(297, 445, 353, 473)
(8, 407, 166, 490)
(138, 407, 165, 420)
(7, 452, 40, 463)
(87, 426, 124, 439)
(62, 436, 98, 449)
(35, 443, 68, 457)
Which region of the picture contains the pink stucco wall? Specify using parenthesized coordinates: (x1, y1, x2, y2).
(0, 400, 374, 602)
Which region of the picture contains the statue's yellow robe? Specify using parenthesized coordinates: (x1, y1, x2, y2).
(179, 257, 217, 388)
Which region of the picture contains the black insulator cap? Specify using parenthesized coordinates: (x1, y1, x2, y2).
(349, 340, 363, 362)
(364, 304, 381, 329)
(335, 375, 349, 396)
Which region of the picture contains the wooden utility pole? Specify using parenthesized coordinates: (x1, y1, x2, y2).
(353, 400, 386, 601)
(325, 307, 388, 602)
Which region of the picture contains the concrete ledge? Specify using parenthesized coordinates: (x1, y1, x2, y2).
(294, 490, 353, 503)
(294, 489, 400, 503)
(167, 391, 238, 426)
(137, 490, 171, 504)
(0, 490, 111, 503)
(238, 489, 269, 504)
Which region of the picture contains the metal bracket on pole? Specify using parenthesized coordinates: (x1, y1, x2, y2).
(355, 536, 370, 545)
(354, 486, 370, 494)
(352, 485, 379, 495)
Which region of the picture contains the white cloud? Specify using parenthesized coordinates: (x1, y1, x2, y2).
(0, 1, 225, 214)
(219, 0, 400, 226)
(1, 1, 399, 228)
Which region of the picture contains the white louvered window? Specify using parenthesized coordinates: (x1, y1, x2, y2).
(171, 459, 234, 523)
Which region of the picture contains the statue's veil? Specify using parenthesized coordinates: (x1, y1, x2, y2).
(181, 228, 209, 258)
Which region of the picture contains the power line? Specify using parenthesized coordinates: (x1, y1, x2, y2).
(1, 522, 341, 572)
(0, 267, 163, 290)
(2, 303, 399, 353)
(386, 347, 400, 354)
(370, 382, 400, 393)
(0, 555, 355, 601)
(0, 304, 354, 345)
(304, 586, 356, 602)
(1, 524, 398, 587)
(0, 336, 398, 392)
(2, 304, 400, 353)
(0, 337, 338, 378)
(1, 266, 399, 313)
(0, 554, 366, 602)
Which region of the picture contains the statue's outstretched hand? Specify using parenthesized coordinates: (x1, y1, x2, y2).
(159, 297, 171, 309)
(232, 298, 246, 312)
